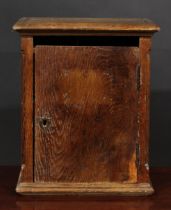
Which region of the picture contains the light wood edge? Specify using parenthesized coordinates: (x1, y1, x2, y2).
(16, 182, 154, 196)
(13, 18, 160, 36)
(12, 17, 160, 32)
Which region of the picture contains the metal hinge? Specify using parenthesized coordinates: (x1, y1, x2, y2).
(136, 64, 141, 91)
(136, 143, 140, 168)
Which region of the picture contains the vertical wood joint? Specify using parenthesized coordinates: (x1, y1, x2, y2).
(136, 143, 140, 169)
(136, 64, 141, 91)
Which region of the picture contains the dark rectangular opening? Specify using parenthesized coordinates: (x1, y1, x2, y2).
(34, 36, 139, 47)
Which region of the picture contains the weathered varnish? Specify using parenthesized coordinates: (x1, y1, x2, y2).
(13, 18, 160, 195)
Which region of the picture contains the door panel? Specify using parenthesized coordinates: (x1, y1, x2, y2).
(34, 46, 139, 183)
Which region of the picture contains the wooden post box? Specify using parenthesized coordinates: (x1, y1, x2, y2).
(13, 18, 159, 195)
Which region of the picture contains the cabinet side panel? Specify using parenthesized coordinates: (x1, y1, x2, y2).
(138, 37, 152, 182)
(20, 37, 34, 182)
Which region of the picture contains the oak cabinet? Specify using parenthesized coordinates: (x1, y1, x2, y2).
(13, 18, 159, 195)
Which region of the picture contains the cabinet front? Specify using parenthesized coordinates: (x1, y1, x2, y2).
(34, 44, 140, 184)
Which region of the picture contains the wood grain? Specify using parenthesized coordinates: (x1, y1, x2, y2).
(138, 37, 152, 182)
(34, 46, 139, 183)
(20, 37, 34, 182)
(13, 18, 160, 36)
(16, 182, 153, 195)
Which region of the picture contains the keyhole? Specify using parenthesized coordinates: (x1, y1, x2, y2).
(42, 118, 47, 127)
(39, 117, 51, 129)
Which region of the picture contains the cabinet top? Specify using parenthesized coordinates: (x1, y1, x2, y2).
(13, 17, 160, 36)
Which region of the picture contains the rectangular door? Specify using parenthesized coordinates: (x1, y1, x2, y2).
(34, 46, 139, 183)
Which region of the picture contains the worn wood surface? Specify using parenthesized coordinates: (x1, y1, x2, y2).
(16, 182, 153, 195)
(138, 37, 152, 182)
(13, 18, 160, 36)
(20, 37, 34, 182)
(34, 46, 139, 183)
